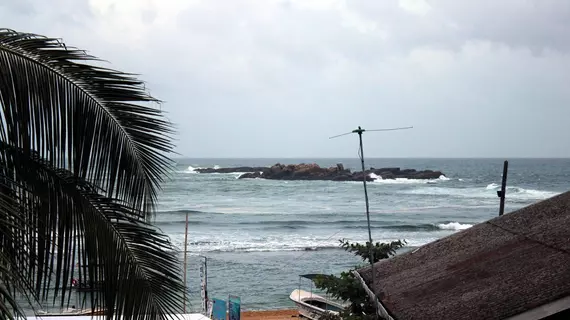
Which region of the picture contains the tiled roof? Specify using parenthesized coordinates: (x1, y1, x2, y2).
(357, 191, 570, 320)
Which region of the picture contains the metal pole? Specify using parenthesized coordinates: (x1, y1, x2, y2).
(200, 255, 208, 315)
(183, 211, 189, 313)
(498, 160, 509, 216)
(357, 128, 377, 318)
(204, 256, 208, 312)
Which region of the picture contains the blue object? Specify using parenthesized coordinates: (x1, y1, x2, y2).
(211, 298, 227, 320)
(228, 295, 241, 320)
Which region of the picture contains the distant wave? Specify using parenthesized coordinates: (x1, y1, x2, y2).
(345, 222, 473, 231)
(157, 217, 474, 233)
(182, 165, 222, 173)
(484, 183, 557, 198)
(157, 209, 225, 215)
(260, 225, 308, 231)
(180, 245, 426, 253)
(237, 220, 313, 226)
(155, 220, 208, 226)
(169, 234, 435, 253)
(436, 222, 473, 230)
(184, 165, 199, 173)
(404, 184, 559, 201)
(369, 174, 451, 184)
(170, 235, 345, 253)
(207, 246, 340, 253)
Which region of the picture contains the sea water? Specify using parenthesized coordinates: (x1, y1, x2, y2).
(160, 158, 569, 310)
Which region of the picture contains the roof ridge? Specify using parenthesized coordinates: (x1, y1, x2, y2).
(486, 220, 570, 256)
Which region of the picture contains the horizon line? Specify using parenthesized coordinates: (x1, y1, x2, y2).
(171, 156, 570, 160)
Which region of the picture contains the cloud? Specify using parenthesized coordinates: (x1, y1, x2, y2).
(399, 0, 432, 16)
(1, 0, 570, 157)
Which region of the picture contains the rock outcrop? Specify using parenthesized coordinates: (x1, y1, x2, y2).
(231, 163, 445, 181)
(193, 166, 267, 173)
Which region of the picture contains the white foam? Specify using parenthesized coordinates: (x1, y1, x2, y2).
(372, 175, 451, 185)
(369, 173, 381, 180)
(185, 165, 197, 173)
(213, 165, 221, 169)
(376, 178, 432, 184)
(406, 184, 560, 201)
(437, 222, 473, 231)
(486, 183, 500, 190)
(168, 233, 432, 253)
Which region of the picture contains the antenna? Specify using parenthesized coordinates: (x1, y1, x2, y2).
(329, 125, 413, 318)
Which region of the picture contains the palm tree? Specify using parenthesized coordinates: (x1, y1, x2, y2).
(0, 29, 186, 319)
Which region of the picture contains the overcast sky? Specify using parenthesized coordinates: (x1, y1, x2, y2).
(2, 0, 570, 158)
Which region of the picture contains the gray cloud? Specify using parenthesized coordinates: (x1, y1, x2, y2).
(2, 0, 570, 157)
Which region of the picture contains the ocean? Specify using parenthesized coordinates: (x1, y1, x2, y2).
(159, 158, 569, 311)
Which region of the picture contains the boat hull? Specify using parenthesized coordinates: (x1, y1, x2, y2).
(289, 289, 344, 320)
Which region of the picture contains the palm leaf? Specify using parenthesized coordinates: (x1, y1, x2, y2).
(0, 28, 174, 214)
(0, 140, 185, 318)
(0, 29, 186, 319)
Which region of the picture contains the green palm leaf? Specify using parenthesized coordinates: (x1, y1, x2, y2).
(0, 29, 186, 319)
(0, 28, 174, 213)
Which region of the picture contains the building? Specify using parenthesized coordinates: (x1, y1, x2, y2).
(356, 191, 570, 320)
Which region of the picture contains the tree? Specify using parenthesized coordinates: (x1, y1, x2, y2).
(314, 239, 406, 320)
(0, 29, 185, 319)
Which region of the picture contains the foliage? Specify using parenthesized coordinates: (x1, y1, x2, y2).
(314, 239, 406, 320)
(0, 29, 185, 319)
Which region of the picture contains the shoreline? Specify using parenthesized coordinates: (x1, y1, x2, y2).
(241, 309, 298, 320)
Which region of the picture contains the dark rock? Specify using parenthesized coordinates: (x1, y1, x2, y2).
(194, 163, 445, 181)
(230, 163, 445, 181)
(194, 166, 266, 173)
(374, 167, 401, 173)
(352, 173, 375, 182)
(407, 170, 443, 180)
(377, 172, 396, 180)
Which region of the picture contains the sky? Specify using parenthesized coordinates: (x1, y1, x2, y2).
(2, 0, 570, 158)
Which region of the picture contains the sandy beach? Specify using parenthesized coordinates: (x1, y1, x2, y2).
(241, 309, 298, 320)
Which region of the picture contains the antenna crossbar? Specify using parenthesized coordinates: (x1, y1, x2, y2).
(329, 126, 412, 139)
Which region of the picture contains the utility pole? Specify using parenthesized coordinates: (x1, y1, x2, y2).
(183, 211, 189, 313)
(329, 125, 412, 319)
(497, 160, 509, 216)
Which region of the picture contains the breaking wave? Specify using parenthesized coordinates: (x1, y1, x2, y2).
(158, 216, 474, 234)
(185, 165, 198, 173)
(436, 222, 473, 230)
(346, 222, 473, 231)
(404, 184, 559, 201)
(169, 235, 432, 253)
(369, 174, 452, 184)
(157, 209, 226, 215)
(182, 165, 222, 173)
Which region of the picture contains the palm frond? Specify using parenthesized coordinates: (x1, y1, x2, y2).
(0, 28, 185, 318)
(0, 28, 174, 215)
(0, 143, 185, 318)
(0, 252, 27, 320)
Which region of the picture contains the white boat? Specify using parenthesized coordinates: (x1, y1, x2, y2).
(35, 306, 107, 317)
(289, 274, 346, 320)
